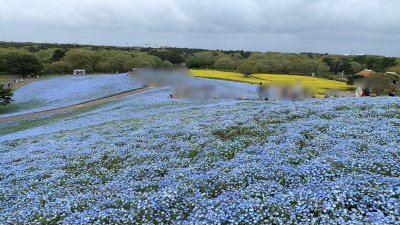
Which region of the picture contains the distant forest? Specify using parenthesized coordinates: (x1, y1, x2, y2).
(0, 42, 399, 78)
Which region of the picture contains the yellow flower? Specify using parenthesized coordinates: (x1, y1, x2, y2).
(190, 70, 354, 93)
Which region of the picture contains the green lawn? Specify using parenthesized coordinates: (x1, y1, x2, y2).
(0, 76, 7, 83)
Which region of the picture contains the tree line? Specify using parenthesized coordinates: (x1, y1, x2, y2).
(1, 42, 400, 106)
(0, 42, 399, 77)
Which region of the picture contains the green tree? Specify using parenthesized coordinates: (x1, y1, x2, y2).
(340, 57, 353, 74)
(248, 53, 267, 61)
(0, 53, 7, 73)
(139, 55, 162, 67)
(255, 60, 283, 74)
(161, 60, 174, 67)
(186, 52, 215, 68)
(149, 50, 185, 65)
(90, 51, 106, 69)
(386, 66, 400, 74)
(6, 53, 43, 75)
(213, 58, 235, 70)
(95, 62, 109, 72)
(123, 58, 142, 71)
(63, 49, 92, 70)
(255, 61, 271, 73)
(46, 61, 71, 74)
(377, 57, 398, 72)
(231, 53, 244, 61)
(35, 48, 54, 63)
(0, 86, 13, 106)
(322, 56, 334, 70)
(365, 55, 376, 70)
(107, 58, 123, 72)
(51, 49, 65, 62)
(167, 53, 185, 65)
(236, 62, 257, 77)
(351, 61, 364, 74)
(323, 56, 343, 74)
(239, 50, 252, 58)
(186, 56, 202, 68)
(353, 55, 366, 64)
(317, 64, 330, 75)
(290, 59, 304, 74)
(266, 59, 288, 74)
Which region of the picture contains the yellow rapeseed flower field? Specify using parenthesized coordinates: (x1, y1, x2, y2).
(190, 70, 355, 93)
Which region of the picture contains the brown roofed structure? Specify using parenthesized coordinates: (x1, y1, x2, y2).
(356, 69, 376, 77)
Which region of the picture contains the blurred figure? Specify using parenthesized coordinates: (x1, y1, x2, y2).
(367, 81, 373, 96)
(257, 83, 264, 101)
(354, 78, 365, 98)
(171, 81, 247, 100)
(129, 67, 194, 87)
(261, 82, 315, 101)
(355, 86, 363, 97)
(388, 80, 397, 97)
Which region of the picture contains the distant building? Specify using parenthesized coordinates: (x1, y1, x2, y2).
(356, 69, 376, 77)
(73, 69, 85, 75)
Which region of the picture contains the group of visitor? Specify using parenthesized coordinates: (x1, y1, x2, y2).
(254, 79, 399, 101)
(356, 80, 398, 97)
(27, 74, 42, 78)
(256, 82, 315, 101)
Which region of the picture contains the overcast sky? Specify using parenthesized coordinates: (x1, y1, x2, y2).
(1, 0, 399, 56)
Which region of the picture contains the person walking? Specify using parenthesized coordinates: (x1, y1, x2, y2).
(388, 80, 397, 97)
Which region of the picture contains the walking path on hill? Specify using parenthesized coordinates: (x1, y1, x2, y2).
(1, 74, 117, 91)
(0, 86, 154, 122)
(2, 75, 33, 90)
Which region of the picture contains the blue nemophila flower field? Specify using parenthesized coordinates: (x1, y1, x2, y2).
(0, 73, 142, 118)
(0, 78, 400, 224)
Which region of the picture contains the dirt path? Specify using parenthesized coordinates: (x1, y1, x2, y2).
(338, 90, 355, 97)
(0, 87, 154, 122)
(2, 75, 69, 92)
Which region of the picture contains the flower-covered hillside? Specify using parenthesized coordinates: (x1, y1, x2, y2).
(0, 80, 400, 224)
(0, 74, 142, 118)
